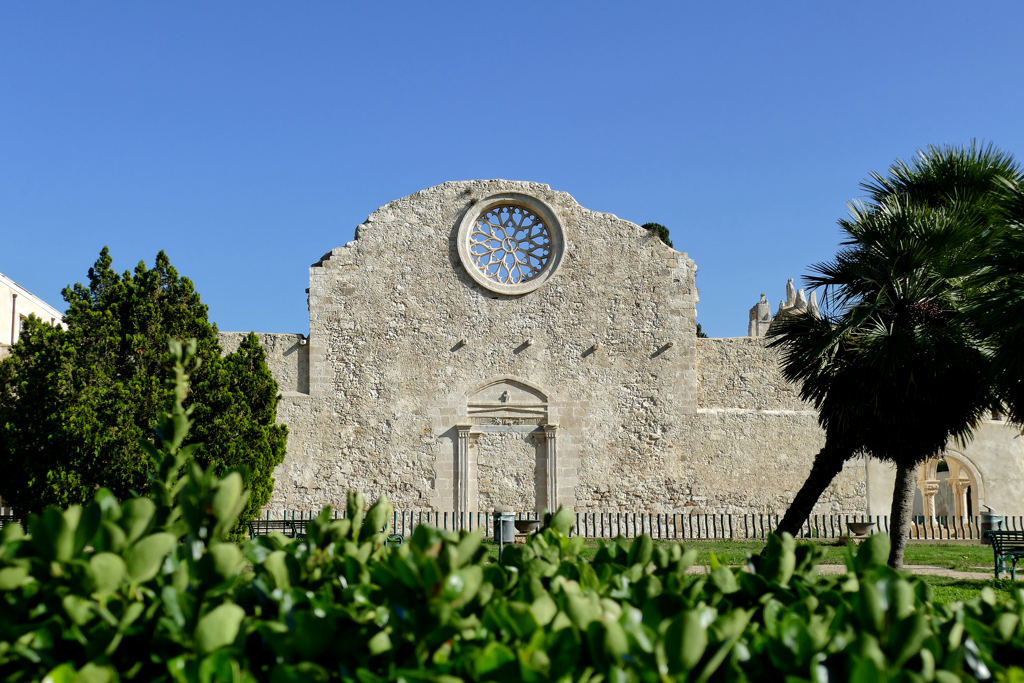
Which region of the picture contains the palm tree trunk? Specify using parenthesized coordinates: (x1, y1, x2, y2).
(774, 445, 850, 537)
(887, 461, 918, 569)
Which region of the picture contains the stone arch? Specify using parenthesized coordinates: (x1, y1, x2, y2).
(466, 375, 550, 411)
(915, 450, 984, 518)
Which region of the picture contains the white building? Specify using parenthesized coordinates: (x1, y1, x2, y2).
(0, 272, 65, 359)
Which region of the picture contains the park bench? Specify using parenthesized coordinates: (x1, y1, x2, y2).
(0, 515, 21, 530)
(247, 519, 302, 539)
(988, 530, 1024, 580)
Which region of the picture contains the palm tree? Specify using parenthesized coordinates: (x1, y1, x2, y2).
(769, 143, 1020, 567)
(970, 178, 1024, 423)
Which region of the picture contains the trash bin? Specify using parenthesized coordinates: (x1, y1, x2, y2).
(981, 506, 1004, 546)
(493, 509, 516, 562)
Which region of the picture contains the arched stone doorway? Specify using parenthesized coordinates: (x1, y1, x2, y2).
(454, 376, 558, 516)
(913, 452, 982, 518)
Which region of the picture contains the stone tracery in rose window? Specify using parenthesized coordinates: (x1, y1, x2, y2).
(468, 205, 551, 285)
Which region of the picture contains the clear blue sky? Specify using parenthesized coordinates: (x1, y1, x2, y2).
(3, 2, 1024, 338)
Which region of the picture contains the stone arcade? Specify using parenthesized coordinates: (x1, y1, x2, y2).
(218, 180, 1024, 517)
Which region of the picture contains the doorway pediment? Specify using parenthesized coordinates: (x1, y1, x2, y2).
(467, 377, 549, 421)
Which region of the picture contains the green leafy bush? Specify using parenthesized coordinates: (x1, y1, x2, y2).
(3, 341, 1024, 682)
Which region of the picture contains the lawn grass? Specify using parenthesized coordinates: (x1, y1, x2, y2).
(483, 537, 996, 571)
(481, 537, 1010, 604)
(920, 576, 1019, 605)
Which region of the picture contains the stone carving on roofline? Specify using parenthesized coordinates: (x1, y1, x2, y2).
(457, 193, 566, 295)
(747, 278, 820, 337)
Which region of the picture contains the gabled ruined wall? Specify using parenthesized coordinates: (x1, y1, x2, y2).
(283, 179, 698, 513)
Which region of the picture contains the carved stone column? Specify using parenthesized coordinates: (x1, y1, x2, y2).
(946, 461, 970, 518)
(455, 425, 472, 514)
(543, 424, 559, 513)
(922, 480, 939, 518)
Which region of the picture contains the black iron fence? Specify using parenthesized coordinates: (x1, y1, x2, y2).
(2, 505, 1012, 543)
(254, 510, 1022, 542)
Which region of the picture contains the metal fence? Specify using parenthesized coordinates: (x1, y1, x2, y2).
(255, 509, 1020, 542)
(1, 506, 1011, 543)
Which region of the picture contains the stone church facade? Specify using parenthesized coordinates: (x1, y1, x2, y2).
(218, 180, 1024, 517)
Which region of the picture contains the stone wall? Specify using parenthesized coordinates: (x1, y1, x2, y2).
(242, 180, 870, 517)
(696, 337, 806, 411)
(218, 332, 309, 395)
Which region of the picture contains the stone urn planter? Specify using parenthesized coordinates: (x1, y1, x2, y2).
(847, 521, 875, 537)
(514, 519, 541, 535)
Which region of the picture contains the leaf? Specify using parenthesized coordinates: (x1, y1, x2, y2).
(890, 614, 930, 668)
(855, 581, 885, 635)
(627, 535, 653, 566)
(665, 610, 707, 673)
(0, 565, 30, 590)
(889, 578, 916, 621)
(197, 651, 240, 683)
(262, 550, 291, 589)
(455, 532, 482, 567)
(270, 662, 330, 683)
(759, 533, 796, 586)
(530, 593, 558, 627)
(367, 630, 392, 655)
(347, 491, 365, 532)
(200, 543, 243, 583)
(603, 619, 629, 661)
(1, 521, 24, 542)
(119, 601, 144, 631)
(709, 566, 738, 594)
(62, 595, 92, 626)
(212, 472, 243, 524)
(454, 565, 483, 606)
(505, 601, 540, 638)
(360, 495, 392, 542)
(74, 502, 103, 555)
(854, 533, 889, 572)
(125, 532, 176, 583)
(549, 507, 575, 536)
(41, 663, 78, 683)
(473, 642, 516, 677)
(849, 655, 885, 683)
(89, 552, 126, 595)
(30, 508, 76, 562)
(96, 522, 127, 554)
(119, 498, 156, 545)
(76, 663, 118, 683)
(563, 591, 602, 630)
(996, 613, 1020, 642)
(194, 602, 246, 654)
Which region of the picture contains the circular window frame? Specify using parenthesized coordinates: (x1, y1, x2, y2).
(457, 193, 566, 295)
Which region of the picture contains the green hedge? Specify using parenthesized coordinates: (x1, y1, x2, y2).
(2, 343, 1024, 682)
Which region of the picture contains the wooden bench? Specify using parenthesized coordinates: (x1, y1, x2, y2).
(0, 515, 21, 530)
(988, 530, 1024, 580)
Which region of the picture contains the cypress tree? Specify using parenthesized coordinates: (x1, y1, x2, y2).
(0, 248, 287, 533)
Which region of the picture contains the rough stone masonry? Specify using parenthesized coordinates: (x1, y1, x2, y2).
(220, 180, 870, 516)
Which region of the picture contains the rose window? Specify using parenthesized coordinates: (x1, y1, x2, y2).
(456, 192, 565, 295)
(468, 205, 551, 285)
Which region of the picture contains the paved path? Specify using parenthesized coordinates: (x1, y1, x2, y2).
(686, 563, 1012, 581)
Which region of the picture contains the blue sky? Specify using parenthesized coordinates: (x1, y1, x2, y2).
(3, 2, 1024, 338)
